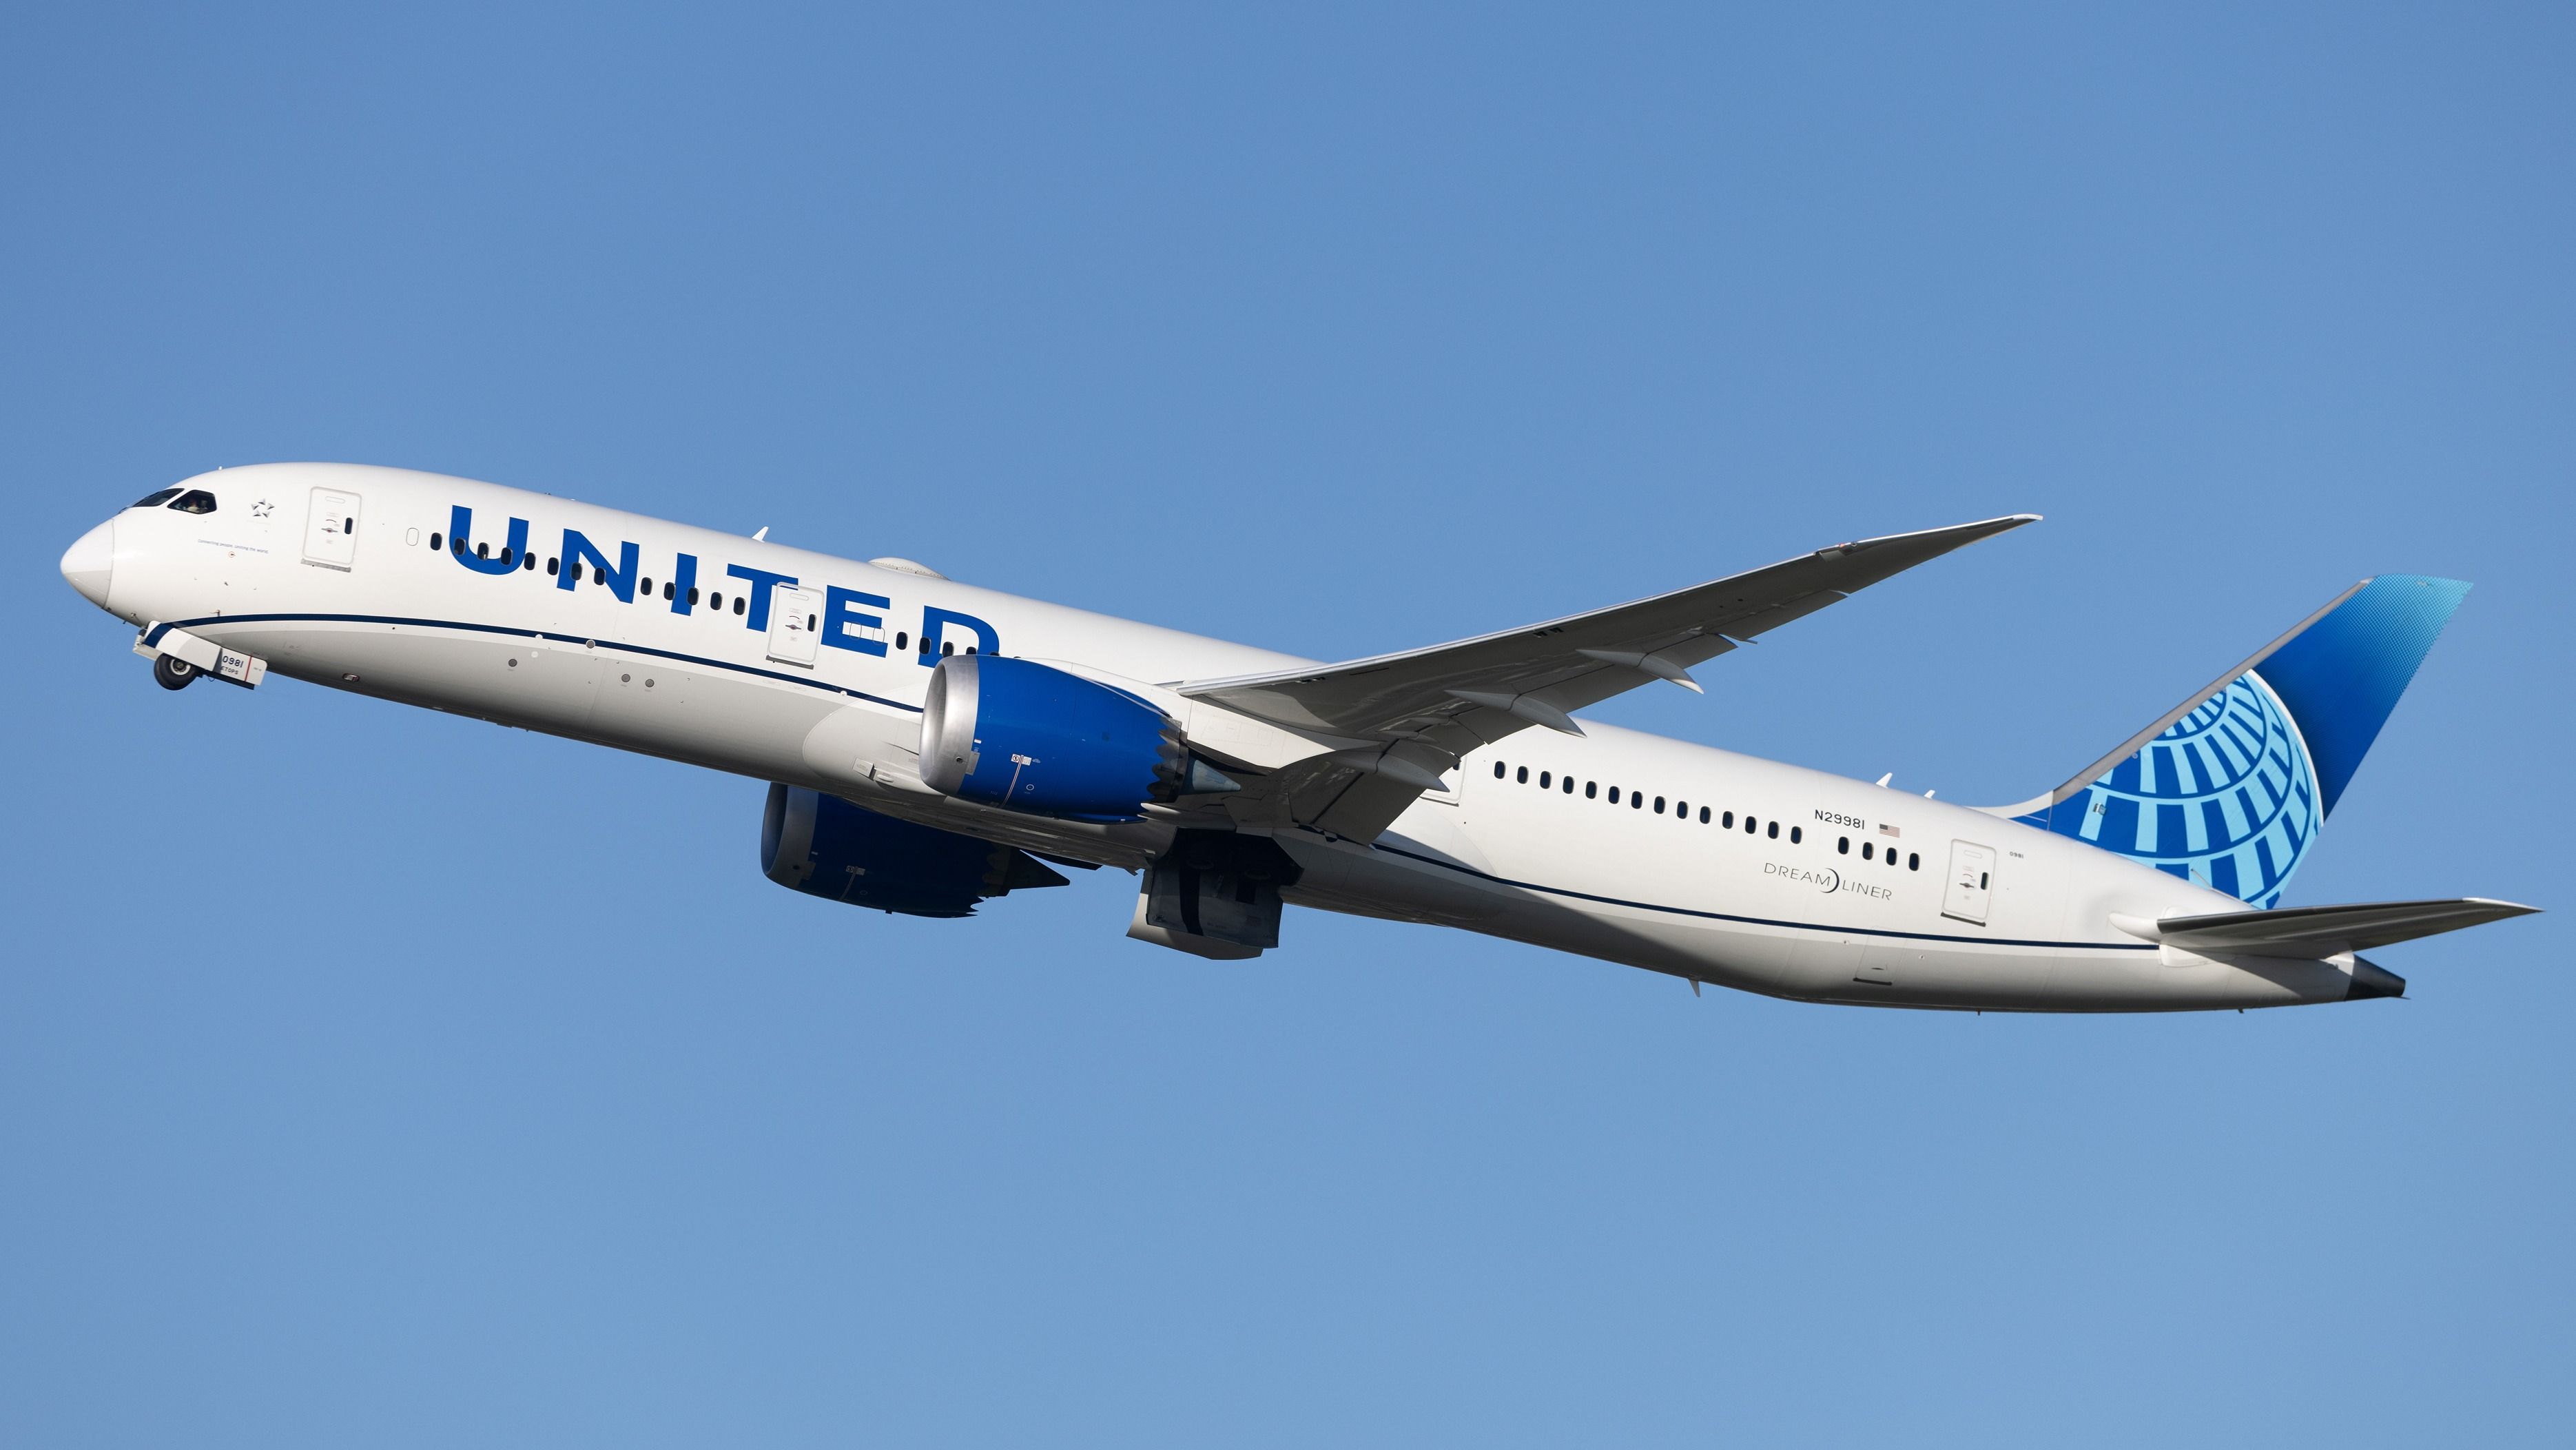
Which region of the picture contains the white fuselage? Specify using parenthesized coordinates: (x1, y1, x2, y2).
(72, 463, 2373, 1011)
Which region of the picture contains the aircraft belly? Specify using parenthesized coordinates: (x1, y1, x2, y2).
(1282, 840, 1507, 927)
(227, 622, 838, 782)
(229, 623, 607, 733)
(583, 659, 836, 780)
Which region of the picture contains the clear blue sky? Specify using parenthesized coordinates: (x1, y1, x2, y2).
(6, 5, 2570, 1444)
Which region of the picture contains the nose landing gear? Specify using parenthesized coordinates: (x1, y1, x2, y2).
(134, 624, 266, 691)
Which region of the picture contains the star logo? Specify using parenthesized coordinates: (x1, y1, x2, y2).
(249, 499, 274, 518)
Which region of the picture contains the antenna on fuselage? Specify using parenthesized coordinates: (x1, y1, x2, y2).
(752, 526, 770, 542)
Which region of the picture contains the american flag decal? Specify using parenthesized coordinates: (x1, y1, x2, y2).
(1879, 824, 1901, 837)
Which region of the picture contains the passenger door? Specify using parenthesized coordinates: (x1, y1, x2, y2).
(1941, 840, 1995, 926)
(767, 584, 823, 667)
(303, 487, 362, 569)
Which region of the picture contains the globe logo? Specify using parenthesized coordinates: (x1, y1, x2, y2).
(2054, 671, 2320, 908)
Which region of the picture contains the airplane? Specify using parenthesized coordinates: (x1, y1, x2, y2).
(59, 462, 2536, 1011)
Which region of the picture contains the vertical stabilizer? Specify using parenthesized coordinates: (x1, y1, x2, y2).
(2001, 575, 2469, 907)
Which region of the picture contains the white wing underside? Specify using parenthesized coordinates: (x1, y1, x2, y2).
(1182, 513, 2037, 841)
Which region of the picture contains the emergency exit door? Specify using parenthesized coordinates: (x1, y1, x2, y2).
(767, 584, 823, 666)
(1942, 840, 1995, 926)
(303, 487, 362, 568)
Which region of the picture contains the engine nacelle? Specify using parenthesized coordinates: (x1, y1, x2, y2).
(760, 783, 1068, 917)
(920, 655, 1208, 821)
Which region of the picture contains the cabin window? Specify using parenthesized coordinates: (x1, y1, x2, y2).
(130, 487, 183, 509)
(733, 595, 748, 615)
(896, 631, 908, 651)
(688, 586, 701, 605)
(1631, 793, 1644, 810)
(942, 640, 954, 655)
(1585, 782, 1597, 799)
(1767, 821, 1780, 839)
(1493, 762, 1505, 779)
(167, 490, 218, 514)
(1980, 872, 1990, 889)
(475, 542, 489, 559)
(710, 592, 724, 609)
(1607, 787, 1620, 805)
(429, 532, 444, 551)
(521, 553, 536, 571)
(546, 556, 558, 575)
(1674, 799, 1686, 817)
(1698, 806, 1709, 824)
(1540, 771, 1551, 788)
(1790, 826, 1802, 843)
(640, 576, 652, 594)
(1838, 837, 1849, 854)
(1908, 852, 1921, 870)
(1653, 796, 1665, 813)
(1862, 841, 1873, 861)
(663, 582, 675, 600)
(1516, 766, 1528, 784)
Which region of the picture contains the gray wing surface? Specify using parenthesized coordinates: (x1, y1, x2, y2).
(1186, 513, 2035, 840)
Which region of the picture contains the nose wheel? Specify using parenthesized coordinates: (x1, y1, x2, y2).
(153, 653, 198, 691)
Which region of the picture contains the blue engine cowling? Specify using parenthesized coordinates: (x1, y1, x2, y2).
(761, 783, 1069, 917)
(919, 655, 1193, 821)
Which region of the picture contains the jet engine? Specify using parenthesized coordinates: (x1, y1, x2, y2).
(919, 655, 1235, 821)
(760, 783, 1069, 917)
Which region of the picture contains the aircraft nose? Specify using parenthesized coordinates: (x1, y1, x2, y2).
(61, 519, 114, 609)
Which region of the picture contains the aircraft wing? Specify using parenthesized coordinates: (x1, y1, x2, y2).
(2150, 897, 2539, 957)
(1184, 513, 2034, 839)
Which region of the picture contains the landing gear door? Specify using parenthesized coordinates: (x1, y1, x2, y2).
(1942, 840, 1995, 926)
(303, 488, 362, 569)
(767, 584, 823, 666)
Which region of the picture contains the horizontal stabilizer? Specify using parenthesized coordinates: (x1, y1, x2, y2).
(2147, 897, 2537, 957)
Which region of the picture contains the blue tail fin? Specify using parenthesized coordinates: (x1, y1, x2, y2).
(2001, 575, 2469, 907)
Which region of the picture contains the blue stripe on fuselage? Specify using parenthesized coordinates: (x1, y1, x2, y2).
(146, 612, 923, 713)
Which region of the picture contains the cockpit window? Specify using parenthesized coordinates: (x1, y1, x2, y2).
(167, 490, 218, 515)
(130, 487, 183, 509)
